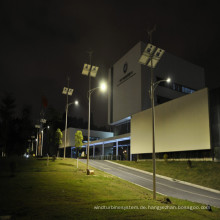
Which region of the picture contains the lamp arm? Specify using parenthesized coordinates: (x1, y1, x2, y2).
(153, 79, 168, 91)
(87, 87, 100, 99)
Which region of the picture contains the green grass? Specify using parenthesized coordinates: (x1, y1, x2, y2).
(0, 157, 219, 219)
(114, 160, 220, 191)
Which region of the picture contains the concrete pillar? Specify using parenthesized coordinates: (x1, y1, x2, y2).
(116, 140, 118, 160)
(102, 143, 104, 156)
(93, 145, 95, 158)
(130, 153, 132, 161)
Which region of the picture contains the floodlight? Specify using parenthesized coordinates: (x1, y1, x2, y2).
(90, 66, 99, 77)
(82, 64, 91, 76)
(62, 87, 68, 95)
(68, 88, 74, 96)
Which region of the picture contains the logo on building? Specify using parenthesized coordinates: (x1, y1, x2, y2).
(118, 62, 136, 87)
(123, 62, 128, 73)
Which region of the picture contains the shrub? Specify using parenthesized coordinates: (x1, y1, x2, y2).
(52, 155, 56, 162)
(163, 154, 168, 162)
(187, 160, 192, 168)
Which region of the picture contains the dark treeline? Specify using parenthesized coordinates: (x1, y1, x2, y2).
(0, 94, 110, 156)
(0, 94, 33, 156)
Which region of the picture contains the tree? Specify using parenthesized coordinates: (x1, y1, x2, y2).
(45, 106, 63, 155)
(55, 128, 63, 156)
(74, 130, 83, 158)
(19, 105, 33, 155)
(0, 94, 16, 155)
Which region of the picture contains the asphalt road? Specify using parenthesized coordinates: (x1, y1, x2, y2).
(79, 159, 220, 208)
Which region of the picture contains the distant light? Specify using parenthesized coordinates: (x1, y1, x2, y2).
(47, 125, 50, 129)
(75, 100, 79, 106)
(167, 78, 171, 83)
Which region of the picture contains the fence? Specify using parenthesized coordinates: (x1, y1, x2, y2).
(89, 155, 121, 160)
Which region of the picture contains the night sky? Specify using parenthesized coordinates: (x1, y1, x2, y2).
(0, 1, 219, 127)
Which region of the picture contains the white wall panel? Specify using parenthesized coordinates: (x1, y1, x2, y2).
(131, 88, 210, 154)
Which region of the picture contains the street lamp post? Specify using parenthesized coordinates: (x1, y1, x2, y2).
(86, 83, 107, 174)
(139, 27, 170, 200)
(81, 53, 100, 174)
(41, 125, 49, 156)
(35, 124, 40, 156)
(62, 77, 74, 159)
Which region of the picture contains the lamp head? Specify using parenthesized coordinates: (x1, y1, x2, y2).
(166, 78, 171, 83)
(100, 82, 107, 92)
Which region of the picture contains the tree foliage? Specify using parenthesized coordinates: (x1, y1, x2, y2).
(75, 130, 83, 158)
(45, 106, 63, 155)
(55, 128, 63, 148)
(0, 94, 33, 155)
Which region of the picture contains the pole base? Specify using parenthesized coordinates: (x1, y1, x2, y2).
(87, 169, 94, 175)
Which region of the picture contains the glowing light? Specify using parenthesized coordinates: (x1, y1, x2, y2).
(167, 78, 171, 83)
(100, 82, 107, 92)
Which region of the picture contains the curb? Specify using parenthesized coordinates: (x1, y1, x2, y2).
(105, 160, 220, 194)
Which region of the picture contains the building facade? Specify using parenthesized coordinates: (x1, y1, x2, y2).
(59, 127, 114, 158)
(108, 41, 205, 134)
(59, 42, 220, 161)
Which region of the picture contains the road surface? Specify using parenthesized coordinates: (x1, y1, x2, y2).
(79, 159, 220, 208)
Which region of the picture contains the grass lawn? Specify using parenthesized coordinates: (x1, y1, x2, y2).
(114, 160, 220, 191)
(0, 157, 219, 219)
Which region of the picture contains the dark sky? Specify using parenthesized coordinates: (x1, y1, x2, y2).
(0, 0, 219, 127)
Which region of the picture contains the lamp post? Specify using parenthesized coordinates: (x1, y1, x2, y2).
(139, 27, 170, 200)
(81, 52, 100, 174)
(62, 77, 74, 159)
(35, 124, 40, 156)
(41, 125, 49, 156)
(86, 82, 107, 174)
(62, 99, 79, 159)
